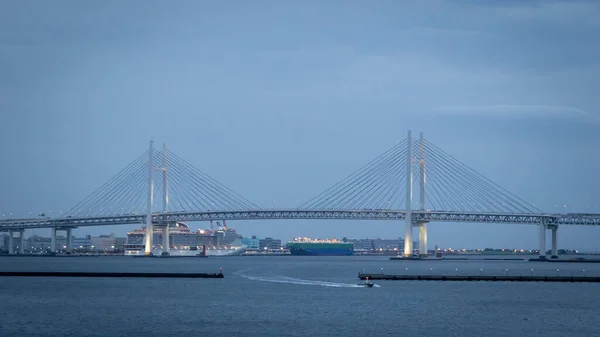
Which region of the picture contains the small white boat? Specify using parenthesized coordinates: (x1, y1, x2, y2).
(360, 277, 374, 288)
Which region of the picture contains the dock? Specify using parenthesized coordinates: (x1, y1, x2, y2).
(529, 258, 600, 263)
(389, 256, 525, 261)
(358, 273, 600, 283)
(0, 271, 224, 278)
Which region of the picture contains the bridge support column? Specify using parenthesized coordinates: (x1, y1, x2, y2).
(403, 130, 413, 257)
(144, 224, 154, 255)
(18, 229, 25, 254)
(144, 140, 154, 256)
(50, 228, 56, 253)
(538, 218, 546, 260)
(8, 230, 14, 255)
(550, 225, 558, 259)
(418, 223, 427, 257)
(162, 225, 170, 255)
(66, 228, 72, 252)
(404, 222, 413, 256)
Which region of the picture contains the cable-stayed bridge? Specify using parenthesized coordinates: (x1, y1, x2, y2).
(1, 131, 599, 258)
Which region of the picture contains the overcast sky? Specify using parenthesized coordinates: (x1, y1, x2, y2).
(1, 0, 599, 250)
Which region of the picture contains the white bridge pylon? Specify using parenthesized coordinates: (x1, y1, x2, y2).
(144, 142, 171, 256)
(404, 131, 428, 257)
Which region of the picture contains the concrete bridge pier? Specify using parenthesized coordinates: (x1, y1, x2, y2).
(18, 229, 25, 254)
(548, 224, 558, 259)
(66, 228, 72, 252)
(417, 222, 428, 257)
(403, 131, 414, 257)
(50, 228, 57, 253)
(8, 230, 14, 254)
(538, 218, 547, 260)
(403, 220, 413, 256)
(161, 225, 170, 256)
(144, 140, 154, 256)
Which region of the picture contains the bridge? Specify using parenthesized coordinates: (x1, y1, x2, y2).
(1, 131, 599, 259)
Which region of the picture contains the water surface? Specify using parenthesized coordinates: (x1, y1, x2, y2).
(1, 256, 598, 337)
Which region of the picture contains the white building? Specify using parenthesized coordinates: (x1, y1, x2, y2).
(91, 234, 117, 251)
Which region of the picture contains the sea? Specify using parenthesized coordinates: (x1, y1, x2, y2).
(1, 255, 599, 337)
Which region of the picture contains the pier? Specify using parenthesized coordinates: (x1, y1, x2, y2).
(0, 271, 224, 278)
(529, 258, 600, 263)
(389, 256, 526, 261)
(358, 273, 600, 283)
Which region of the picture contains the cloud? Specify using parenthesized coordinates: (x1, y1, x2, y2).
(492, 1, 600, 27)
(431, 104, 596, 120)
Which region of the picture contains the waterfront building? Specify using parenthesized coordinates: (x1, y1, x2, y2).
(26, 235, 67, 252)
(72, 235, 91, 251)
(27, 235, 51, 251)
(259, 237, 282, 250)
(351, 238, 375, 250)
(242, 236, 260, 249)
(91, 234, 117, 252)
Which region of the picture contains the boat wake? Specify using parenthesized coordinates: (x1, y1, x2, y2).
(233, 270, 380, 288)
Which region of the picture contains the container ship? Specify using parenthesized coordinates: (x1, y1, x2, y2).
(124, 221, 246, 257)
(286, 237, 353, 256)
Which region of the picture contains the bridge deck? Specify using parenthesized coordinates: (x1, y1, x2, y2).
(1, 210, 599, 230)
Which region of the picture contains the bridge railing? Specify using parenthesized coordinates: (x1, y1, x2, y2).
(1, 209, 600, 231)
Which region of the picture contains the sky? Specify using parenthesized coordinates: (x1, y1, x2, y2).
(1, 0, 599, 250)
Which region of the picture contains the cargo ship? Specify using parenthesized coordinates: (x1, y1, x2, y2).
(286, 237, 353, 256)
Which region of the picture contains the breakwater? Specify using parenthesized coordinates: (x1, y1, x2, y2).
(358, 273, 600, 283)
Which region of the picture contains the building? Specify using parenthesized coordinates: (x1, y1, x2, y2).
(259, 237, 281, 250)
(91, 234, 117, 252)
(242, 236, 260, 249)
(351, 239, 375, 251)
(373, 238, 403, 250)
(27, 235, 51, 252)
(26, 235, 67, 252)
(72, 235, 91, 251)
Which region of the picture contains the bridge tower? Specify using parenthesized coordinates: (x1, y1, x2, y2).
(404, 131, 413, 256)
(403, 131, 428, 257)
(161, 143, 170, 256)
(144, 140, 154, 256)
(417, 132, 428, 257)
(143, 141, 171, 256)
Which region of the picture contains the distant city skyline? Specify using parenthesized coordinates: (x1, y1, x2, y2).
(2, 229, 587, 253)
(1, 1, 598, 250)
